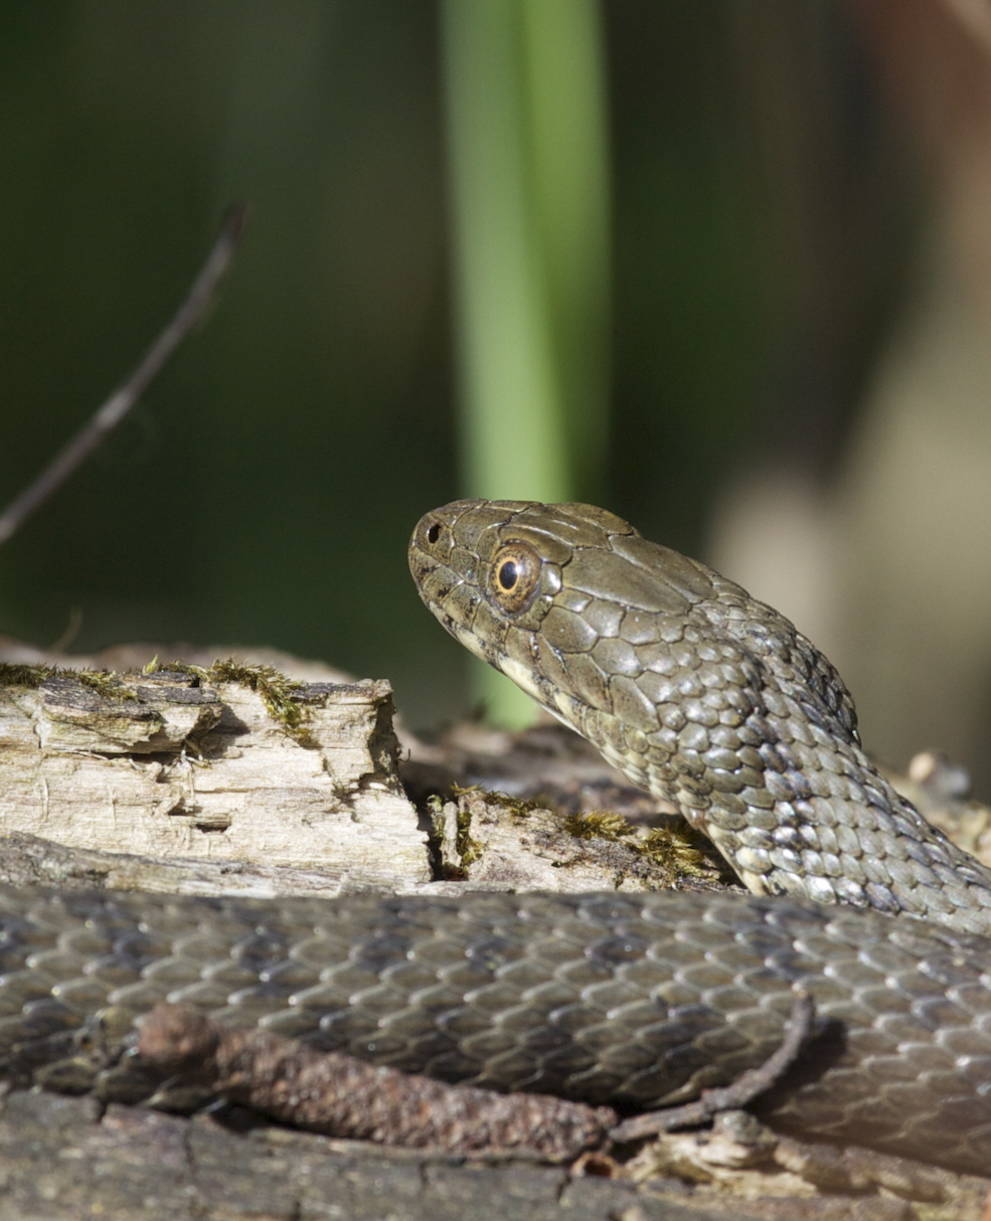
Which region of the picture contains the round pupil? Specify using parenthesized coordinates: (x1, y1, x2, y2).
(498, 559, 519, 590)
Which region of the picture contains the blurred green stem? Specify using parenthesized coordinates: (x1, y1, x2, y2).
(443, 0, 610, 723)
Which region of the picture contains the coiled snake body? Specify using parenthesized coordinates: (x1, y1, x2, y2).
(2, 499, 991, 1175)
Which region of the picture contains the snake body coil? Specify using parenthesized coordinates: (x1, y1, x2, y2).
(2, 499, 991, 1175)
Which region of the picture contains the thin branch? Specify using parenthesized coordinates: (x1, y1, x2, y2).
(0, 205, 248, 547)
(610, 992, 817, 1142)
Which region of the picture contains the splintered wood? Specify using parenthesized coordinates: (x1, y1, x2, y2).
(0, 666, 428, 894)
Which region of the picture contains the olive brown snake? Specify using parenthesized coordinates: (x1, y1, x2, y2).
(1, 499, 990, 1175)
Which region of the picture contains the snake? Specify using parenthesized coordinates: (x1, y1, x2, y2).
(2, 499, 991, 1176)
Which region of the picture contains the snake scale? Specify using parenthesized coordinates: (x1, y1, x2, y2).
(2, 499, 991, 1175)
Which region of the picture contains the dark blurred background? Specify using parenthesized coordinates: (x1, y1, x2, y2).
(2, 2, 991, 788)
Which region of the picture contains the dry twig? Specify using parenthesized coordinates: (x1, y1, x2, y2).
(610, 993, 816, 1142)
(0, 205, 247, 547)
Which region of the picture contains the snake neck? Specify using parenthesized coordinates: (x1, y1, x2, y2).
(573, 677, 991, 933)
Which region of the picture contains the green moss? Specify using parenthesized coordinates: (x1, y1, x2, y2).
(149, 657, 316, 747)
(451, 783, 547, 819)
(143, 658, 205, 681)
(564, 810, 636, 841)
(445, 786, 488, 868)
(76, 671, 139, 701)
(564, 804, 724, 882)
(636, 826, 722, 879)
(0, 663, 55, 688)
(0, 663, 138, 702)
(454, 801, 483, 869)
(425, 791, 482, 879)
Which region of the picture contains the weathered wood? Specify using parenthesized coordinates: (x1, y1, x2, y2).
(0, 1090, 730, 1221)
(0, 664, 429, 892)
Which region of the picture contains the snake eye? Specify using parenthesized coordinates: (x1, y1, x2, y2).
(497, 559, 519, 588)
(489, 542, 541, 613)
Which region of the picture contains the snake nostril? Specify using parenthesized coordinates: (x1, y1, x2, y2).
(426, 522, 441, 544)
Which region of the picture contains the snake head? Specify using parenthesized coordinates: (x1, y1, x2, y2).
(408, 498, 716, 718)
